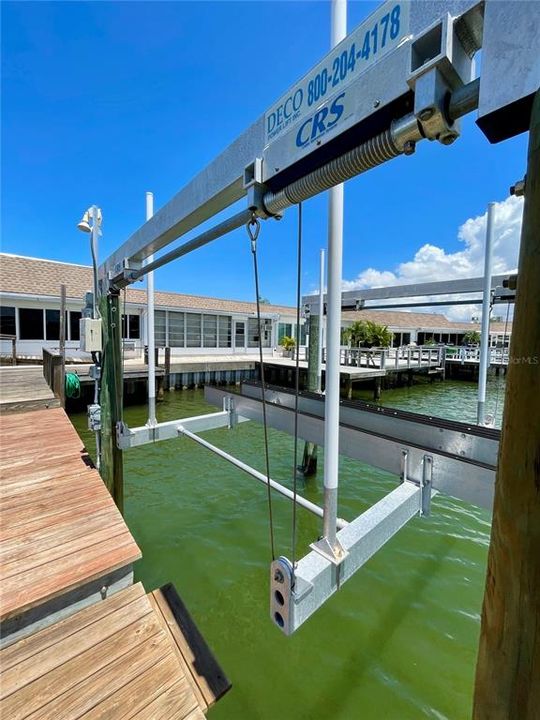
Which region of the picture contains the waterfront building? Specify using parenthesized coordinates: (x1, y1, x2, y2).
(0, 254, 305, 361)
(0, 253, 511, 362)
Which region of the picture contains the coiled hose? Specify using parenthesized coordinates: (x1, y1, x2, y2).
(65, 372, 81, 399)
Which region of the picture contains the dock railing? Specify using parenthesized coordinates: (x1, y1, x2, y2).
(444, 345, 509, 365)
(43, 348, 65, 407)
(319, 345, 443, 371)
(0, 334, 17, 365)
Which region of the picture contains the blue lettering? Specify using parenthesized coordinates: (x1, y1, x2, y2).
(296, 118, 312, 147)
(326, 92, 346, 128)
(310, 107, 329, 140)
(267, 113, 276, 134)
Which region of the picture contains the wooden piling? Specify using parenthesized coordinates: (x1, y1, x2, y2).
(473, 90, 540, 719)
(99, 291, 124, 513)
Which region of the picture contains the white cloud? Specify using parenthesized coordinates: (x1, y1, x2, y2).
(342, 195, 523, 321)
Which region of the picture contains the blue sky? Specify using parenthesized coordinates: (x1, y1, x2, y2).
(2, 1, 527, 308)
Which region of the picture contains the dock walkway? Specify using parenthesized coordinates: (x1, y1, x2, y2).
(0, 366, 59, 413)
(0, 406, 230, 717)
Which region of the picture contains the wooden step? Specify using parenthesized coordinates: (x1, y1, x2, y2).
(0, 582, 231, 719)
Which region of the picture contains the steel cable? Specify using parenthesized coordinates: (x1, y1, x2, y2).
(248, 215, 276, 561)
(291, 203, 303, 581)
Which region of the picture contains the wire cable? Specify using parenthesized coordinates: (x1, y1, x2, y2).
(247, 215, 276, 561)
(291, 203, 303, 578)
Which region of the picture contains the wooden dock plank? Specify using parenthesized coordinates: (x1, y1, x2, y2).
(0, 584, 227, 719)
(0, 584, 145, 673)
(0, 407, 141, 624)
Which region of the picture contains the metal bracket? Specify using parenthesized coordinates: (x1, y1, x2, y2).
(223, 395, 237, 429)
(246, 181, 276, 220)
(420, 455, 433, 517)
(310, 535, 349, 565)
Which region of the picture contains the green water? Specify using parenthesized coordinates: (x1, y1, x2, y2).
(70, 377, 503, 720)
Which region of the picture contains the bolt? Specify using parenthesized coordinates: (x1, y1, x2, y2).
(274, 569, 284, 584)
(419, 107, 434, 121)
(403, 140, 416, 156)
(439, 132, 459, 146)
(373, 99, 381, 108)
(510, 178, 526, 197)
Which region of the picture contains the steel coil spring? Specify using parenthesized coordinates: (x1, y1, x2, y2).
(263, 127, 401, 215)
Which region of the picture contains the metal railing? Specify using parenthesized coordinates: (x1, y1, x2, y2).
(318, 345, 443, 370)
(444, 345, 510, 365)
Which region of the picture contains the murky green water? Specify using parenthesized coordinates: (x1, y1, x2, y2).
(71, 376, 504, 719)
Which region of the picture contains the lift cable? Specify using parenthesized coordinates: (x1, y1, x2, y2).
(291, 203, 303, 580)
(248, 214, 276, 561)
(493, 300, 511, 424)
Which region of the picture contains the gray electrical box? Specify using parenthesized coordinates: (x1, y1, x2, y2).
(80, 318, 102, 352)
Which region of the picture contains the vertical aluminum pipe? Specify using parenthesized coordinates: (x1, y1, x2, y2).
(317, 248, 325, 392)
(146, 191, 157, 427)
(477, 203, 496, 425)
(322, 0, 347, 555)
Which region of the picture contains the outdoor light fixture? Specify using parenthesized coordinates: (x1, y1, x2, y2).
(77, 210, 92, 233)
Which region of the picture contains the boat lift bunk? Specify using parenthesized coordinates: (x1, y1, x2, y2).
(97, 0, 539, 637)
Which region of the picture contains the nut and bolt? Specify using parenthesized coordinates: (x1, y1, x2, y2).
(439, 132, 459, 146)
(274, 569, 284, 584)
(510, 178, 526, 197)
(373, 99, 381, 108)
(419, 107, 434, 122)
(403, 140, 416, 156)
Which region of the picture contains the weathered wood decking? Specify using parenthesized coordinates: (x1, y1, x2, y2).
(0, 407, 141, 642)
(0, 405, 230, 717)
(1, 582, 230, 719)
(0, 366, 59, 413)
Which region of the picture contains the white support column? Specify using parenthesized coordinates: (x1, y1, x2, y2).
(317, 248, 325, 392)
(319, 0, 347, 561)
(477, 203, 495, 425)
(146, 191, 157, 426)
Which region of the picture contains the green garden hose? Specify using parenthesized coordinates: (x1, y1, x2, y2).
(65, 372, 81, 399)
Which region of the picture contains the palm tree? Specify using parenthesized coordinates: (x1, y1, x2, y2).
(463, 330, 481, 345)
(342, 320, 393, 348)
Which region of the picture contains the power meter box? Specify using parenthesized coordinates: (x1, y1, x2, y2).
(80, 318, 102, 352)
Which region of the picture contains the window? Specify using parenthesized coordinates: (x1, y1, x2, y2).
(19, 308, 44, 340)
(234, 321, 245, 348)
(186, 313, 201, 347)
(129, 315, 140, 340)
(248, 317, 271, 348)
(203, 314, 217, 348)
(278, 323, 292, 342)
(0, 306, 16, 336)
(218, 316, 232, 348)
(155, 310, 166, 347)
(169, 311, 185, 347)
(121, 314, 141, 340)
(45, 309, 60, 340)
(70, 311, 81, 341)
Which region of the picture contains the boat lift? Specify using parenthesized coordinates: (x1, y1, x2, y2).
(97, 0, 539, 636)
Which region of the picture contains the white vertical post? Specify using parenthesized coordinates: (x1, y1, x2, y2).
(477, 202, 495, 425)
(317, 248, 325, 392)
(146, 191, 157, 426)
(320, 0, 347, 557)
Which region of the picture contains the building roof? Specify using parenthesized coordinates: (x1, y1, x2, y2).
(1, 253, 512, 332)
(342, 309, 512, 334)
(0, 253, 297, 317)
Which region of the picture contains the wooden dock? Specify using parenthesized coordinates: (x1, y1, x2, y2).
(0, 406, 231, 716)
(0, 366, 59, 413)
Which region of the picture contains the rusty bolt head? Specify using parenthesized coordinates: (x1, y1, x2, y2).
(403, 140, 416, 156)
(274, 569, 284, 583)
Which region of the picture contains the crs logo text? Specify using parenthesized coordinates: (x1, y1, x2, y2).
(295, 93, 345, 148)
